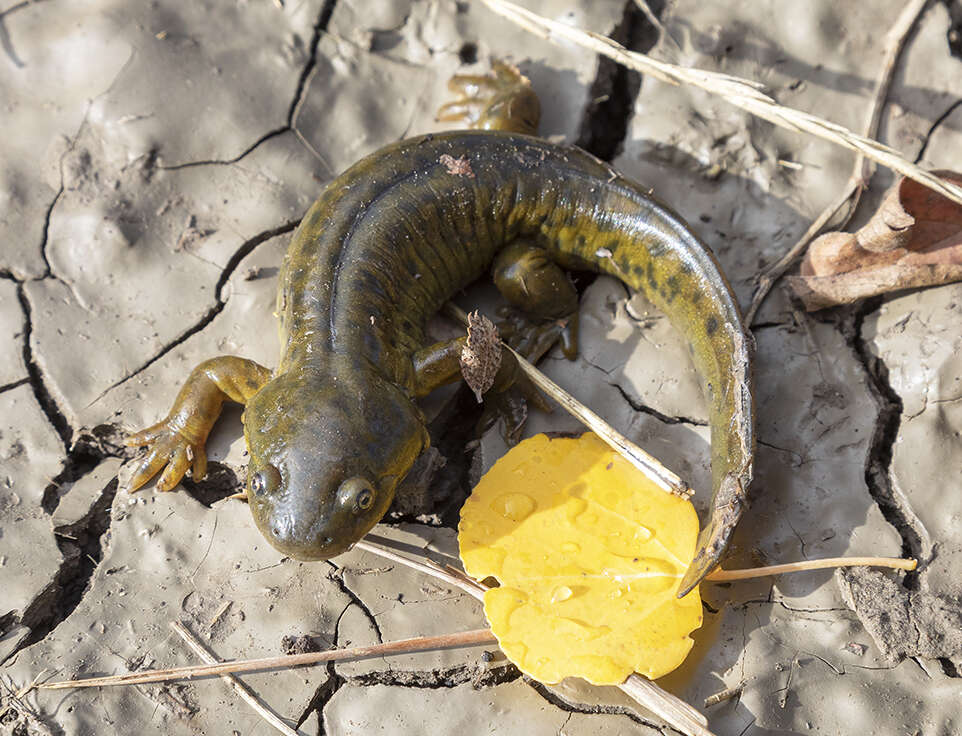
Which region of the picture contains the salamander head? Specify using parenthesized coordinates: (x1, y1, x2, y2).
(242, 366, 428, 560)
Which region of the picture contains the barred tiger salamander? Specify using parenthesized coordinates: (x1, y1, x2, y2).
(125, 62, 753, 596)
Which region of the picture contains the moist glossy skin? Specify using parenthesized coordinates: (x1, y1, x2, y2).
(125, 67, 754, 596)
(243, 360, 428, 558)
(258, 130, 753, 593)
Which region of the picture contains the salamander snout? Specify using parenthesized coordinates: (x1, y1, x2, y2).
(261, 507, 349, 560)
(246, 462, 387, 560)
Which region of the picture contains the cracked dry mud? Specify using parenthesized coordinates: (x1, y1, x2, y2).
(2, 0, 962, 734)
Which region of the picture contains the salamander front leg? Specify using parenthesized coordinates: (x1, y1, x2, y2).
(492, 240, 580, 360)
(123, 356, 271, 493)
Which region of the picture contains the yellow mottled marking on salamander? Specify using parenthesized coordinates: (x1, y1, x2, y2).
(124, 62, 753, 596)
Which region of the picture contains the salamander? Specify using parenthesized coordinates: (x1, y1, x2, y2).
(124, 63, 753, 596)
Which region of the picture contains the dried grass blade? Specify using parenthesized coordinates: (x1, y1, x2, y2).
(706, 555, 917, 582)
(443, 303, 689, 497)
(38, 629, 497, 690)
(745, 0, 930, 322)
(475, 0, 962, 208)
(170, 621, 301, 736)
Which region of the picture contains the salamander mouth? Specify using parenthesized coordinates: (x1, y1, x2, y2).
(253, 509, 358, 560)
(266, 527, 353, 560)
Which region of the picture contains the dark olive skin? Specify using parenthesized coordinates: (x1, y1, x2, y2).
(125, 65, 754, 597)
(242, 361, 428, 559)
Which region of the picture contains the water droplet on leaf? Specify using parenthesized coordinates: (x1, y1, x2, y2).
(491, 492, 536, 521)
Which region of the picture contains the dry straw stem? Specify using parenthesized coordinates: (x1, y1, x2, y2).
(169, 621, 301, 736)
(508, 343, 690, 496)
(476, 0, 962, 207)
(706, 555, 917, 582)
(34, 544, 912, 736)
(703, 681, 745, 708)
(37, 629, 497, 690)
(620, 675, 715, 736)
(442, 302, 690, 497)
(745, 0, 930, 324)
(356, 535, 487, 601)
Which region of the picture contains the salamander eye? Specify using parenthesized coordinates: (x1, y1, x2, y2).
(250, 465, 281, 497)
(357, 488, 374, 510)
(337, 476, 376, 513)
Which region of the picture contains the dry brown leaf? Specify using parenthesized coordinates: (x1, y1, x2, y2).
(460, 310, 502, 402)
(789, 171, 962, 309)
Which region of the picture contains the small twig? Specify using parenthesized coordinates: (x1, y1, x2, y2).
(208, 600, 232, 628)
(632, 0, 682, 55)
(619, 674, 715, 736)
(37, 629, 497, 690)
(355, 536, 486, 601)
(705, 555, 916, 582)
(443, 302, 689, 497)
(704, 680, 744, 708)
(509, 344, 690, 495)
(745, 0, 930, 323)
(170, 621, 301, 736)
(475, 0, 961, 206)
(13, 670, 50, 699)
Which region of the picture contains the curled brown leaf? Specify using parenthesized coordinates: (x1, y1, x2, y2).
(460, 311, 502, 402)
(789, 171, 962, 310)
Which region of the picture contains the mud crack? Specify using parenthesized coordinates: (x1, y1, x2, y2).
(943, 0, 962, 61)
(99, 218, 299, 396)
(326, 561, 383, 643)
(913, 97, 962, 164)
(0, 377, 28, 395)
(39, 427, 124, 514)
(575, 0, 664, 161)
(0, 0, 52, 68)
(4, 125, 84, 449)
(288, 0, 338, 126)
(12, 467, 119, 656)
(297, 561, 348, 734)
(348, 661, 520, 689)
(298, 660, 344, 734)
(16, 282, 72, 450)
(610, 381, 709, 427)
(578, 352, 708, 426)
(826, 297, 962, 670)
(36, 184, 65, 284)
(526, 678, 666, 733)
(845, 299, 926, 587)
(837, 567, 962, 665)
(160, 0, 338, 170)
(1, 426, 141, 665)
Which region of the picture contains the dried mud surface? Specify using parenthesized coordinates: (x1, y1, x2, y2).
(2, 1, 962, 734)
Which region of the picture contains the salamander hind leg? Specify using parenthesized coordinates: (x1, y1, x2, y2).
(122, 356, 271, 493)
(477, 349, 552, 445)
(436, 60, 540, 135)
(492, 240, 580, 361)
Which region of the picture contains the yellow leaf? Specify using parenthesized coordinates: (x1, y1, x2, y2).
(458, 432, 702, 685)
